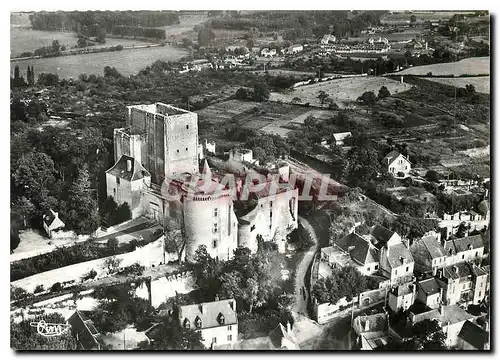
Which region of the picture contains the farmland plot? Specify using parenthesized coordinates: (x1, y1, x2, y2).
(422, 76, 490, 94)
(270, 76, 412, 106)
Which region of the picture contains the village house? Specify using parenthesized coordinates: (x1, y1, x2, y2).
(333, 132, 352, 146)
(287, 44, 304, 54)
(332, 232, 380, 276)
(436, 262, 489, 306)
(407, 305, 474, 348)
(178, 299, 238, 349)
(353, 312, 392, 350)
(321, 34, 336, 45)
(213, 322, 299, 350)
(415, 278, 443, 309)
(260, 48, 277, 57)
(442, 235, 484, 267)
(410, 234, 447, 275)
(383, 151, 411, 178)
(42, 209, 66, 239)
(378, 237, 415, 287)
(388, 283, 416, 313)
(457, 320, 490, 350)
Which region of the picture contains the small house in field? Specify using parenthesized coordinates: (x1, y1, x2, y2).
(333, 132, 352, 146)
(43, 209, 66, 238)
(383, 151, 411, 178)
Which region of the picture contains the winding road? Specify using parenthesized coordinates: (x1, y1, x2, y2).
(293, 216, 319, 315)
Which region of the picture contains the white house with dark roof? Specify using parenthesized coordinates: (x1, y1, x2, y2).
(178, 299, 238, 349)
(410, 235, 447, 275)
(416, 278, 443, 309)
(442, 235, 484, 267)
(383, 151, 411, 178)
(388, 283, 416, 312)
(379, 236, 414, 287)
(333, 132, 352, 146)
(332, 232, 380, 276)
(43, 209, 66, 238)
(353, 313, 392, 350)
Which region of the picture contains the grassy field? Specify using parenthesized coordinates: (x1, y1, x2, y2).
(422, 76, 490, 94)
(270, 76, 412, 106)
(396, 57, 490, 76)
(10, 45, 188, 79)
(10, 29, 154, 58)
(381, 11, 476, 23)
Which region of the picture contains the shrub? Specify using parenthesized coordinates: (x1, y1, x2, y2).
(11, 286, 29, 301)
(34, 285, 44, 294)
(50, 282, 63, 293)
(82, 269, 98, 282)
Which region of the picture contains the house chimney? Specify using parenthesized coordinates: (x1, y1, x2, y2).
(400, 256, 405, 264)
(228, 300, 234, 311)
(364, 319, 370, 332)
(400, 75, 404, 84)
(286, 321, 292, 334)
(126, 159, 132, 172)
(439, 287, 444, 302)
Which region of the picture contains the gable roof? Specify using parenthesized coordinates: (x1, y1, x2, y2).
(178, 299, 237, 330)
(441, 262, 472, 280)
(452, 235, 484, 253)
(333, 132, 352, 141)
(370, 225, 397, 248)
(334, 232, 380, 265)
(417, 278, 442, 296)
(421, 236, 447, 259)
(43, 209, 65, 230)
(383, 151, 411, 166)
(67, 310, 100, 350)
(458, 320, 489, 350)
(384, 243, 414, 269)
(105, 155, 151, 182)
(268, 323, 300, 350)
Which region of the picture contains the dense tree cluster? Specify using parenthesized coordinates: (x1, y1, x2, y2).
(377, 319, 446, 350)
(312, 266, 380, 304)
(29, 11, 179, 35)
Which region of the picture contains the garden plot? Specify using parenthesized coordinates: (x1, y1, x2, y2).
(196, 99, 258, 124)
(270, 76, 412, 106)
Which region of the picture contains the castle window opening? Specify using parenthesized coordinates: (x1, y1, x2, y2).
(186, 125, 189, 129)
(214, 208, 218, 217)
(186, 147, 188, 151)
(213, 223, 218, 233)
(213, 239, 218, 248)
(116, 177, 120, 185)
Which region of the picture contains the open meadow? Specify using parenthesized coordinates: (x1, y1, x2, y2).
(270, 76, 412, 106)
(10, 45, 188, 79)
(396, 57, 490, 76)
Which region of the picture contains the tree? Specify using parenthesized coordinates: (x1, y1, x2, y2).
(378, 86, 391, 99)
(425, 170, 440, 183)
(106, 237, 119, 252)
(392, 214, 439, 240)
(317, 90, 329, 105)
(182, 38, 193, 48)
(357, 91, 377, 105)
(410, 15, 417, 24)
(312, 266, 372, 304)
(51, 40, 61, 52)
(235, 87, 250, 100)
(77, 36, 87, 48)
(253, 82, 270, 102)
(246, 38, 254, 50)
(65, 166, 100, 235)
(104, 256, 122, 274)
(37, 73, 59, 86)
(140, 316, 205, 350)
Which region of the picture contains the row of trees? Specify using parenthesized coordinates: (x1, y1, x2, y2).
(110, 25, 166, 40)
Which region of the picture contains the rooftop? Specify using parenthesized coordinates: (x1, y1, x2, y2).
(385, 243, 414, 269)
(392, 283, 415, 297)
(421, 236, 447, 259)
(417, 278, 442, 296)
(370, 225, 397, 248)
(441, 304, 474, 326)
(334, 232, 380, 265)
(106, 155, 151, 182)
(128, 102, 189, 116)
(458, 320, 489, 350)
(178, 299, 237, 330)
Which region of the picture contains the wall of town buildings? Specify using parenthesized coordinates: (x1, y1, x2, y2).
(199, 324, 239, 349)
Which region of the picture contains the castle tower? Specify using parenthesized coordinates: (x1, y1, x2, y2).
(126, 103, 199, 185)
